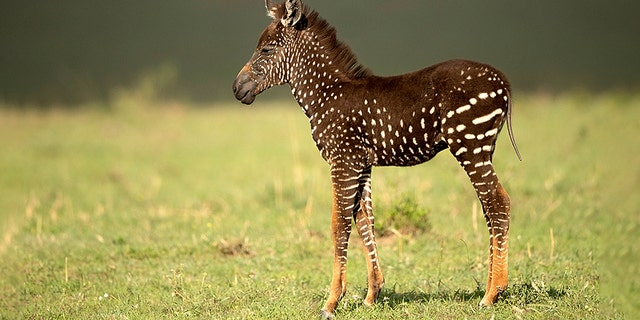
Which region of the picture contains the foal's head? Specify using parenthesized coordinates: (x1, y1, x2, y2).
(232, 0, 308, 104)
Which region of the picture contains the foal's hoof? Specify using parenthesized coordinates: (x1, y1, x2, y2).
(320, 309, 335, 319)
(478, 298, 493, 308)
(363, 287, 383, 307)
(479, 283, 508, 308)
(479, 292, 498, 308)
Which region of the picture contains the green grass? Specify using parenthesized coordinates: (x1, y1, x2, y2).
(1, 92, 637, 319)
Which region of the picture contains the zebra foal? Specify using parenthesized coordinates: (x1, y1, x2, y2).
(232, 1, 521, 317)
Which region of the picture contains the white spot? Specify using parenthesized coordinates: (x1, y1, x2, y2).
(456, 124, 466, 132)
(489, 91, 497, 98)
(478, 92, 489, 99)
(497, 89, 503, 95)
(474, 160, 492, 167)
(481, 170, 494, 178)
(446, 111, 455, 118)
(455, 147, 468, 156)
(473, 147, 482, 154)
(485, 128, 498, 136)
(456, 105, 471, 114)
(464, 134, 476, 140)
(469, 98, 478, 105)
(472, 108, 503, 125)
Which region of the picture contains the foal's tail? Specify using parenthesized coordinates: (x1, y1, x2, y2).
(506, 90, 522, 161)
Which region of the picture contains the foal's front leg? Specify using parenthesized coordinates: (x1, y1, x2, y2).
(321, 164, 361, 319)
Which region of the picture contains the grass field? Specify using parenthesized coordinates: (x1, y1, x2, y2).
(1, 92, 638, 319)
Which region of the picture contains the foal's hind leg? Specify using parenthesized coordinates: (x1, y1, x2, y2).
(454, 153, 510, 306)
(479, 182, 510, 306)
(353, 168, 384, 306)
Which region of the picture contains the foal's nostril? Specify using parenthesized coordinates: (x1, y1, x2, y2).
(232, 80, 240, 95)
(232, 78, 243, 98)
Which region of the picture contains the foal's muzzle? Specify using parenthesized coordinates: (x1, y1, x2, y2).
(232, 71, 257, 105)
(233, 61, 267, 105)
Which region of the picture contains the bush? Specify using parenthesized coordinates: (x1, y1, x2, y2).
(375, 192, 431, 237)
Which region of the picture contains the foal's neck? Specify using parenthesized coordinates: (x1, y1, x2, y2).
(287, 23, 370, 119)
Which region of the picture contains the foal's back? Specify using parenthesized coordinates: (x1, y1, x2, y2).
(321, 59, 512, 167)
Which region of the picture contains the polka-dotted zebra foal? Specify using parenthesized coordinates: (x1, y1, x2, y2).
(233, 0, 521, 318)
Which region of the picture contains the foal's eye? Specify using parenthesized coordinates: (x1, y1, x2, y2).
(260, 45, 276, 55)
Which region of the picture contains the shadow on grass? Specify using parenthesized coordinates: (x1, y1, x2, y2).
(379, 286, 484, 308)
(376, 282, 567, 308)
(501, 282, 568, 305)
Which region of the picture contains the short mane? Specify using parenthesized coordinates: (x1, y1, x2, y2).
(303, 7, 372, 79)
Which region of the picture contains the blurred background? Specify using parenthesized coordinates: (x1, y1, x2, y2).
(1, 1, 638, 317)
(1, 0, 639, 107)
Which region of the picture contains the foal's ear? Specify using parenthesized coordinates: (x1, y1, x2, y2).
(265, 0, 279, 19)
(281, 0, 303, 27)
